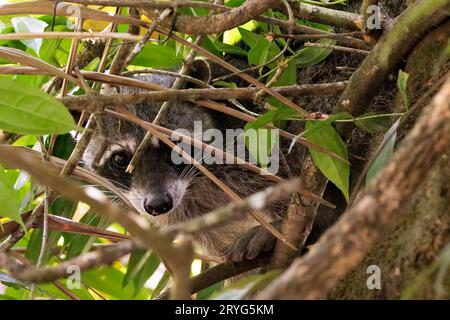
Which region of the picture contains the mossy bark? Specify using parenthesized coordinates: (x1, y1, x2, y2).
(329, 20, 450, 300)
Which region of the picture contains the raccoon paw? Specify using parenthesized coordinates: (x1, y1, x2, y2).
(226, 221, 281, 263)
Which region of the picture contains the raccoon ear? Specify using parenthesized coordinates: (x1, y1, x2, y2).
(188, 58, 211, 85)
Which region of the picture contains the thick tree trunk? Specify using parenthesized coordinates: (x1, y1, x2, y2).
(329, 20, 450, 300)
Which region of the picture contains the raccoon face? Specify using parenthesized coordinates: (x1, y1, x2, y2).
(83, 60, 228, 222)
(94, 138, 188, 217)
(83, 94, 216, 224)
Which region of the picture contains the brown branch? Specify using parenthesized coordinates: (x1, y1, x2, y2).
(303, 42, 370, 55)
(50, 0, 361, 33)
(256, 74, 450, 299)
(161, 178, 326, 238)
(108, 8, 140, 75)
(124, 8, 172, 66)
(122, 68, 210, 87)
(284, 0, 361, 31)
(142, 0, 278, 35)
(60, 82, 348, 109)
(49, 0, 227, 10)
(336, 0, 450, 118)
(271, 158, 327, 268)
(106, 111, 284, 182)
(1, 241, 136, 284)
(0, 47, 80, 86)
(57, 82, 350, 162)
(0, 145, 136, 211)
(155, 253, 271, 300)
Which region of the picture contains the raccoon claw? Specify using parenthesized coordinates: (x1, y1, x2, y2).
(227, 221, 280, 263)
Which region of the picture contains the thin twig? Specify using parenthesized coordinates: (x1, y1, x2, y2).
(303, 42, 370, 55)
(125, 8, 172, 66)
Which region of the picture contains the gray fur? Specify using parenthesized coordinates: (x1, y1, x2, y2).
(83, 72, 304, 257)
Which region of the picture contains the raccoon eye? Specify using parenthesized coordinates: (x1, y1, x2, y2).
(110, 150, 131, 170)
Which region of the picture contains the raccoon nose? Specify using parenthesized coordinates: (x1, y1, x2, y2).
(144, 192, 173, 215)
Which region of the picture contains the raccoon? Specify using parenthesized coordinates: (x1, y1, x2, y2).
(83, 59, 307, 260)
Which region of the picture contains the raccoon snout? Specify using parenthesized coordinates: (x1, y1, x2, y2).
(143, 192, 173, 215)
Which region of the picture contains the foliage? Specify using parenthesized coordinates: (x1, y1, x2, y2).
(0, 0, 414, 301)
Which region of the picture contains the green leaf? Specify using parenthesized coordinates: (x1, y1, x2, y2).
(305, 121, 350, 201)
(296, 39, 336, 68)
(296, 112, 352, 140)
(0, 77, 76, 135)
(244, 122, 276, 168)
(211, 40, 247, 56)
(213, 80, 237, 88)
(150, 270, 170, 299)
(397, 69, 410, 110)
(366, 119, 399, 185)
(49, 133, 76, 160)
(11, 16, 48, 55)
(64, 210, 104, 259)
(0, 164, 24, 229)
(130, 43, 181, 69)
(244, 95, 302, 162)
(82, 266, 149, 300)
(223, 20, 258, 45)
(25, 197, 77, 264)
(248, 38, 271, 66)
(272, 59, 297, 87)
(212, 270, 280, 300)
(12, 135, 37, 147)
(239, 28, 281, 69)
(197, 281, 224, 300)
(123, 249, 160, 297)
(202, 36, 222, 57)
(238, 27, 263, 48)
(355, 112, 392, 134)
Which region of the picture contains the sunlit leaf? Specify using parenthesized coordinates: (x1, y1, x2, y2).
(212, 40, 248, 56)
(130, 43, 181, 69)
(11, 16, 48, 55)
(305, 121, 350, 201)
(0, 164, 24, 229)
(0, 78, 76, 135)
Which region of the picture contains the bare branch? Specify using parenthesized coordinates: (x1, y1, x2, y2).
(1, 241, 136, 284)
(142, 0, 278, 35)
(161, 178, 320, 238)
(284, 0, 361, 31)
(60, 82, 348, 109)
(336, 0, 450, 118)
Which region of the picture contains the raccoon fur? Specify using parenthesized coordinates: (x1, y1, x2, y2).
(83, 61, 307, 259)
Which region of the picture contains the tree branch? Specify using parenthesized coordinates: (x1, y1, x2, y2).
(336, 0, 450, 118)
(142, 0, 278, 35)
(283, 1, 361, 31)
(0, 241, 136, 284)
(60, 82, 348, 110)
